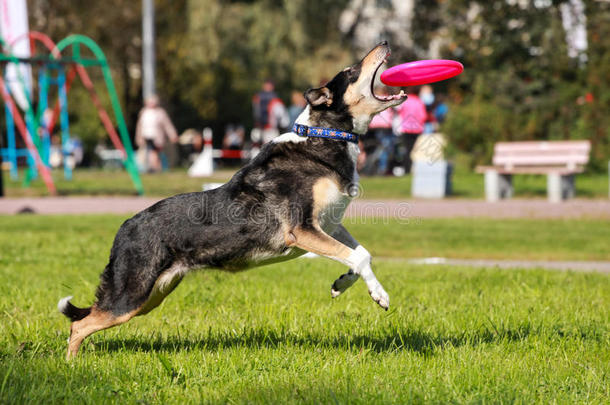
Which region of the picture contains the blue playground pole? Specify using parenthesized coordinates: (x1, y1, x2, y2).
(24, 117, 38, 180)
(37, 67, 51, 166)
(35, 65, 72, 179)
(3, 102, 18, 180)
(21, 78, 39, 181)
(57, 68, 72, 180)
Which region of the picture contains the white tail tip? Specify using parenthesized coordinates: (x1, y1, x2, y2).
(57, 295, 73, 313)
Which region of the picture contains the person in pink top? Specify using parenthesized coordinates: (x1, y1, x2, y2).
(367, 92, 395, 175)
(394, 86, 426, 174)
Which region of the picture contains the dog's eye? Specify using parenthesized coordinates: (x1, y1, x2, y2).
(346, 66, 361, 83)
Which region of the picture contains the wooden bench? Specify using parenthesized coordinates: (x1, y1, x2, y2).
(476, 140, 591, 202)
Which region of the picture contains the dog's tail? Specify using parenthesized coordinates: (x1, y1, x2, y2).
(57, 296, 91, 322)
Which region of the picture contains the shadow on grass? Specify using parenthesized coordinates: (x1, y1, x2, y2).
(98, 324, 537, 356)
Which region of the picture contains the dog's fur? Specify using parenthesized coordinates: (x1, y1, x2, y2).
(58, 42, 407, 358)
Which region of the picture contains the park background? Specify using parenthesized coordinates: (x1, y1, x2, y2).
(0, 1, 609, 404)
(8, 0, 609, 172)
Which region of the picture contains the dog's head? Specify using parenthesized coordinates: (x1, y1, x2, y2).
(303, 41, 406, 134)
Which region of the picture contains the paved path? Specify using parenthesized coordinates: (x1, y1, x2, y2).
(301, 253, 610, 273)
(404, 257, 610, 273)
(0, 196, 609, 218)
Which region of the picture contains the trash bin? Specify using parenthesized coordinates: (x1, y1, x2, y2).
(411, 160, 452, 198)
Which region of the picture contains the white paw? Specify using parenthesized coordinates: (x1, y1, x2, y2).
(331, 272, 359, 298)
(369, 285, 390, 310)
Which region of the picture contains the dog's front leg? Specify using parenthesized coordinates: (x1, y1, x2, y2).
(287, 226, 389, 310)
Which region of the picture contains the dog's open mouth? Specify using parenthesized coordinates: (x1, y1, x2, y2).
(371, 53, 407, 102)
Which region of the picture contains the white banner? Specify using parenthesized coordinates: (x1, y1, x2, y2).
(0, 0, 32, 110)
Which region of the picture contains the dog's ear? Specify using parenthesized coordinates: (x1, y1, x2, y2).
(304, 87, 333, 107)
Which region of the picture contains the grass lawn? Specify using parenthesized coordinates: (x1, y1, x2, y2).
(3, 167, 608, 199)
(0, 216, 608, 403)
(2, 168, 235, 198)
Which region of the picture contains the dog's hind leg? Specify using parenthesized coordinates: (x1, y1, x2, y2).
(287, 226, 389, 309)
(67, 307, 137, 359)
(63, 262, 186, 359)
(136, 263, 186, 316)
(329, 225, 360, 297)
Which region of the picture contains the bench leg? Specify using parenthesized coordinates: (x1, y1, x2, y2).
(548, 173, 561, 203)
(485, 170, 512, 202)
(547, 173, 575, 202)
(563, 175, 575, 199)
(500, 174, 513, 199)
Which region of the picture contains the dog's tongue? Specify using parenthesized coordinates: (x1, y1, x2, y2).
(375, 90, 406, 101)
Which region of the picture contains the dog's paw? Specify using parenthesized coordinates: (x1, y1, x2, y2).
(331, 272, 359, 298)
(369, 285, 390, 310)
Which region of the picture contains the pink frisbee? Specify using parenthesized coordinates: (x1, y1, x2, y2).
(380, 59, 463, 87)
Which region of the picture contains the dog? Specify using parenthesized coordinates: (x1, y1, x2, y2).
(58, 41, 407, 358)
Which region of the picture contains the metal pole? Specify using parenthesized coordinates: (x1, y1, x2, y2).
(142, 0, 155, 100)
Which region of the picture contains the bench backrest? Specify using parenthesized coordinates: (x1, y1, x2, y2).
(492, 140, 591, 170)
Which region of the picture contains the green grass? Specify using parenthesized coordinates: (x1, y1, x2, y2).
(2, 168, 235, 197)
(0, 216, 609, 403)
(347, 217, 610, 261)
(3, 167, 608, 199)
(2, 215, 610, 261)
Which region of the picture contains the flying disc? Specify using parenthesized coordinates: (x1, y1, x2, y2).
(380, 60, 463, 87)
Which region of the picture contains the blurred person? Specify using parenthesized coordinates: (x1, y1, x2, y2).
(223, 124, 245, 150)
(178, 129, 203, 165)
(135, 95, 178, 173)
(359, 131, 378, 175)
(49, 134, 62, 169)
(288, 90, 307, 128)
(434, 94, 449, 126)
(252, 79, 290, 143)
(66, 136, 84, 169)
(191, 131, 204, 154)
(366, 86, 395, 175)
(222, 124, 245, 166)
(420, 85, 437, 134)
(394, 86, 426, 174)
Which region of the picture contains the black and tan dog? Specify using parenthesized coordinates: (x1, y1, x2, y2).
(58, 41, 407, 358)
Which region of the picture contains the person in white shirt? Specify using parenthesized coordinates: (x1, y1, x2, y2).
(135, 95, 178, 172)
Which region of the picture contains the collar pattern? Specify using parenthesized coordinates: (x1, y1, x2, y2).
(293, 123, 359, 144)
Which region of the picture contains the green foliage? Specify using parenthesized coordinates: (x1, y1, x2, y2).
(443, 80, 512, 166)
(425, 0, 610, 170)
(29, 0, 142, 132)
(65, 86, 106, 162)
(0, 215, 609, 403)
(579, 0, 610, 170)
(22, 0, 610, 170)
(31, 0, 354, 134)
(155, 0, 352, 131)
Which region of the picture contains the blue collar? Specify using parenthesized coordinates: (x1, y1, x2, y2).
(293, 123, 359, 144)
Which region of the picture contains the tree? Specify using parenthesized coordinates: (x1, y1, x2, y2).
(19, 0, 608, 170)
